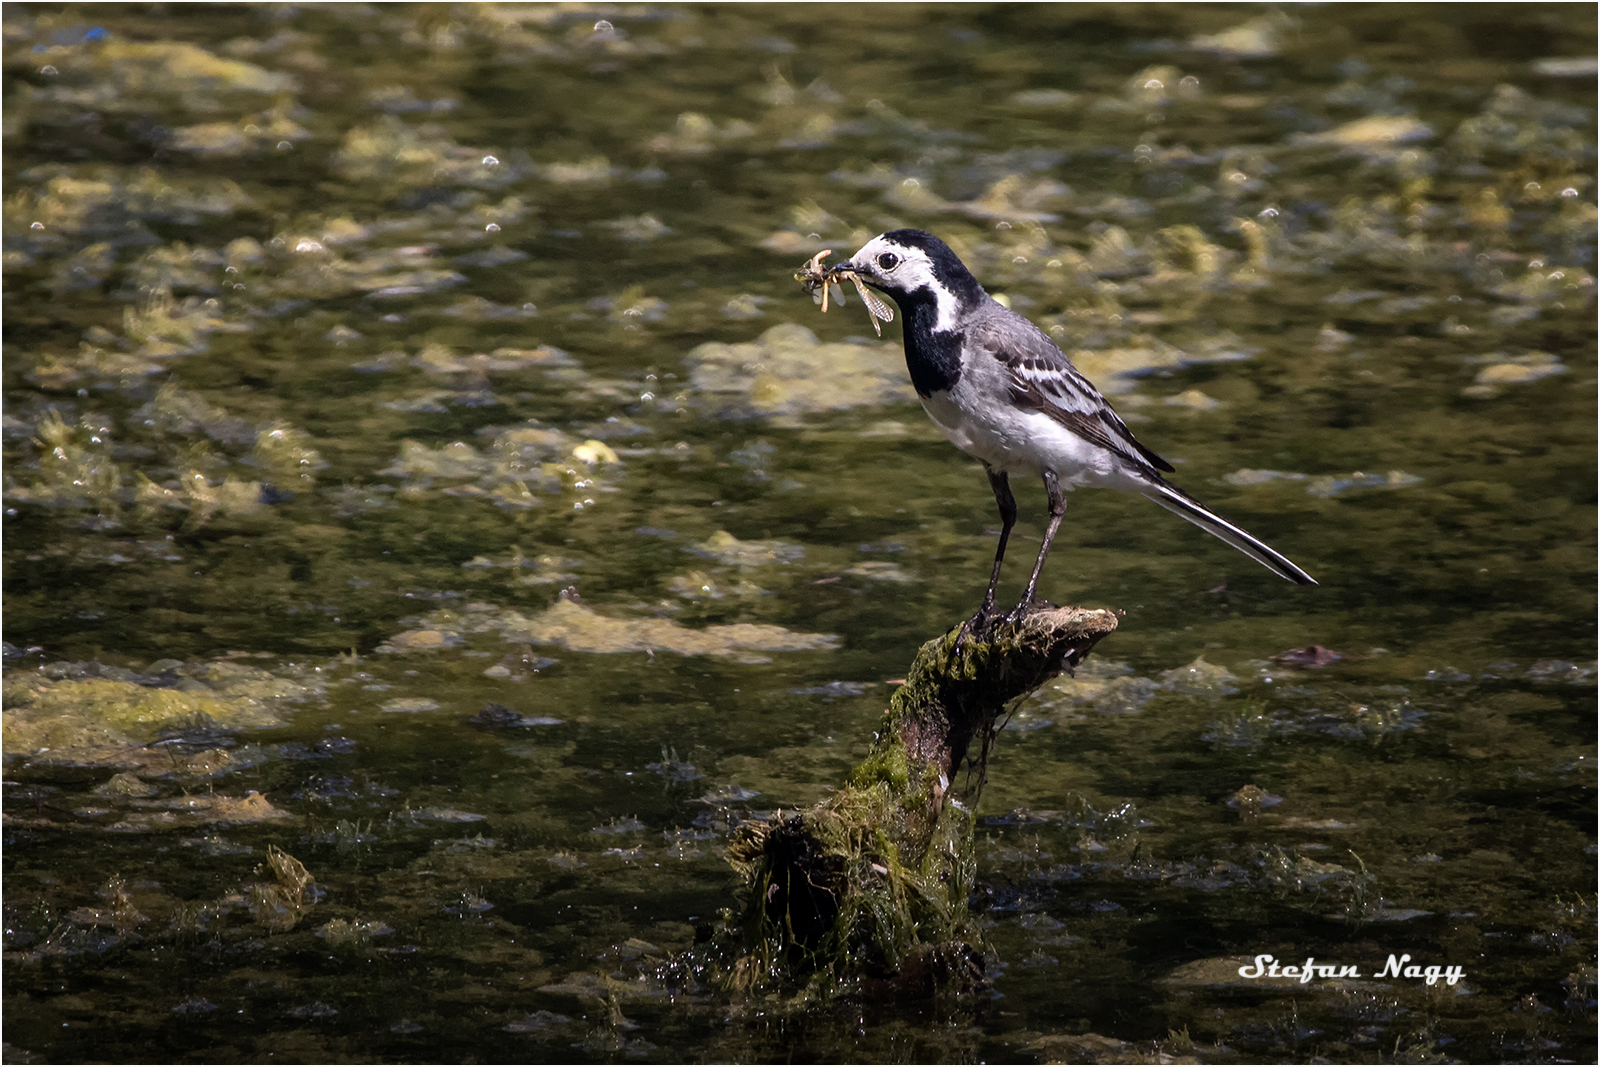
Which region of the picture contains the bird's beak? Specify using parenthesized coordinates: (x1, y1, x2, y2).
(831, 259, 886, 291)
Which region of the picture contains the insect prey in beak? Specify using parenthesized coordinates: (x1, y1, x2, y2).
(794, 250, 895, 335)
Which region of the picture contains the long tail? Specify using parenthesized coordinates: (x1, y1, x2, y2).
(1140, 479, 1317, 585)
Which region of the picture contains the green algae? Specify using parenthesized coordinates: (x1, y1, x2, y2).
(246, 845, 315, 932)
(78, 40, 295, 99)
(2, 658, 320, 770)
(122, 286, 249, 357)
(685, 323, 915, 420)
(168, 105, 313, 157)
(381, 596, 841, 659)
(248, 422, 325, 492)
(375, 423, 621, 509)
(5, 166, 253, 239)
(5, 399, 330, 526)
(689, 529, 805, 568)
(5, 410, 122, 512)
(332, 116, 521, 189)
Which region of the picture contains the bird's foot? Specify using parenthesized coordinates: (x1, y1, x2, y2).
(953, 605, 998, 657)
(1002, 595, 1053, 628)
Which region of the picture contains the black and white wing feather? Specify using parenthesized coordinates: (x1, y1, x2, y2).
(971, 312, 1315, 585)
(970, 317, 1175, 475)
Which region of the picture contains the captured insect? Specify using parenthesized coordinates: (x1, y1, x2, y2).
(794, 249, 895, 337)
(795, 249, 846, 311)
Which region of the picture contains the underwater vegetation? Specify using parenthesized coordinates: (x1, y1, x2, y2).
(2, 4, 1594, 1063)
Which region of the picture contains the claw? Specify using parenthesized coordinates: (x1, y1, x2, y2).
(953, 607, 997, 658)
(952, 617, 977, 658)
(1002, 595, 1052, 628)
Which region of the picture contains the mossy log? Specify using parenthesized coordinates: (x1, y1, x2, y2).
(727, 605, 1119, 997)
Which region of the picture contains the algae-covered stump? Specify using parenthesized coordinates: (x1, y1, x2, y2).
(728, 605, 1119, 997)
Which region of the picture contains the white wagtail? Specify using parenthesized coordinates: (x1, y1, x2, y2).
(829, 229, 1316, 623)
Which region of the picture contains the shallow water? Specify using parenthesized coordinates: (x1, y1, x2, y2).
(3, 4, 1595, 1063)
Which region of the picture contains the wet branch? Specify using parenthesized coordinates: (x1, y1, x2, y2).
(726, 604, 1119, 998)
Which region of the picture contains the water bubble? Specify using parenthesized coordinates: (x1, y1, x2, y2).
(1179, 75, 1200, 88)
(276, 141, 292, 150)
(482, 155, 499, 166)
(485, 222, 501, 233)
(1143, 79, 1164, 90)
(1524, 181, 1541, 192)
(1259, 206, 1279, 217)
(902, 177, 920, 188)
(30, 221, 44, 231)
(38, 65, 58, 76)
(1561, 187, 1578, 197)
(594, 19, 614, 34)
(294, 238, 325, 254)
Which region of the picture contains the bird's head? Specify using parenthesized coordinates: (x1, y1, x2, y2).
(837, 229, 987, 331)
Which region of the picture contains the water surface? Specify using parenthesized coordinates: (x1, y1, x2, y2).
(3, 4, 1595, 1063)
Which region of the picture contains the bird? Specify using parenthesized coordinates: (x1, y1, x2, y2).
(828, 228, 1315, 625)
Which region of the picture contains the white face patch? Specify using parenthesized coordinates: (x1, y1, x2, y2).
(848, 235, 962, 332)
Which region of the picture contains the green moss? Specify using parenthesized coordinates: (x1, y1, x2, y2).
(847, 741, 910, 792)
(725, 609, 1118, 997)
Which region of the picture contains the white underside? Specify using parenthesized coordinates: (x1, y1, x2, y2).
(920, 382, 1142, 491)
(917, 368, 1315, 584)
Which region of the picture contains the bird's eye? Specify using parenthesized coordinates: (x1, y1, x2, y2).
(876, 252, 900, 271)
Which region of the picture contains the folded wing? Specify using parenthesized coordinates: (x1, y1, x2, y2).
(972, 319, 1175, 475)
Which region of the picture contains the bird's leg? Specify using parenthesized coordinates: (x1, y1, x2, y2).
(1008, 469, 1066, 623)
(957, 466, 1016, 648)
(978, 466, 1017, 619)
